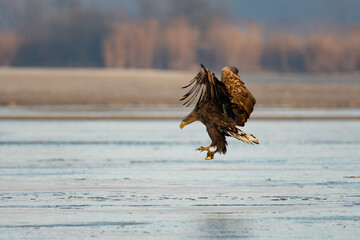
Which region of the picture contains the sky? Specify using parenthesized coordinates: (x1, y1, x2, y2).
(227, 0, 360, 24)
(86, 0, 360, 26)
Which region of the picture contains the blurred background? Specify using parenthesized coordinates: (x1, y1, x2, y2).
(1, 2, 360, 238)
(0, 0, 360, 112)
(1, 0, 360, 71)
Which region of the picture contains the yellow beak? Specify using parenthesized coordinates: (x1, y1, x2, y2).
(180, 121, 186, 129)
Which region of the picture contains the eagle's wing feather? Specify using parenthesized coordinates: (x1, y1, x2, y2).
(180, 67, 206, 107)
(221, 67, 256, 126)
(181, 65, 232, 116)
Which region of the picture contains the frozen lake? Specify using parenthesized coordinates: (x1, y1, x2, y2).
(0, 119, 359, 239)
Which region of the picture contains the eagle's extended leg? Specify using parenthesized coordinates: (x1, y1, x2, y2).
(206, 147, 224, 160)
(197, 145, 216, 160)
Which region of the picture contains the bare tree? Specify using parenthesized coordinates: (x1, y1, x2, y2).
(343, 27, 360, 71)
(104, 20, 159, 68)
(162, 18, 199, 69)
(261, 33, 305, 72)
(304, 33, 343, 72)
(204, 21, 262, 71)
(0, 31, 20, 66)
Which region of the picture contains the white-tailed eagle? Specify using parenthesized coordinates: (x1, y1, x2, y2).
(180, 64, 258, 160)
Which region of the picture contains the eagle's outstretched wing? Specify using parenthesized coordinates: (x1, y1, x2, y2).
(180, 64, 233, 117)
(221, 66, 256, 126)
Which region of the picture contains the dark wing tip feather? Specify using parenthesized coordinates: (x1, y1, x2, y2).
(180, 67, 207, 107)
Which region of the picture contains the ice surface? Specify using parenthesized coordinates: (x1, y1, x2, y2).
(0, 118, 359, 239)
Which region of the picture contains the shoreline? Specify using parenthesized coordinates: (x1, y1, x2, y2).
(1, 104, 359, 121)
(1, 68, 360, 108)
(1, 115, 359, 121)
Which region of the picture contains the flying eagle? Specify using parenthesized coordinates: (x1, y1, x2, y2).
(180, 64, 258, 160)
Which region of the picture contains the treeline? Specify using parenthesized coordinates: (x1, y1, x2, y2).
(104, 20, 360, 72)
(1, 0, 360, 72)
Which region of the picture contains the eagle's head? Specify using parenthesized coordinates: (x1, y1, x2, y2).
(229, 66, 239, 74)
(222, 66, 239, 75)
(180, 110, 199, 129)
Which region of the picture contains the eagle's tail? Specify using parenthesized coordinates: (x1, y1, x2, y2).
(228, 128, 259, 144)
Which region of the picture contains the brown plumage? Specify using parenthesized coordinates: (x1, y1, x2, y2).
(180, 64, 258, 160)
(221, 66, 256, 126)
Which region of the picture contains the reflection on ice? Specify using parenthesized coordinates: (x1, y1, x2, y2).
(199, 212, 251, 239)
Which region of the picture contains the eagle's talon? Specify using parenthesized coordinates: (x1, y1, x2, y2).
(197, 146, 211, 152)
(205, 151, 215, 160)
